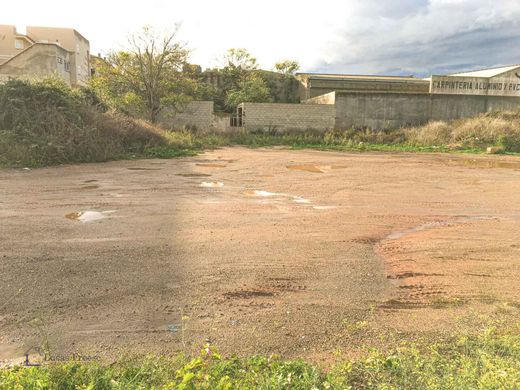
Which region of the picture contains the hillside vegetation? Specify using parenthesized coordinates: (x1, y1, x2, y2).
(0, 79, 200, 167)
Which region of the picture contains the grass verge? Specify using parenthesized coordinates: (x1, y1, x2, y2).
(1, 327, 519, 389)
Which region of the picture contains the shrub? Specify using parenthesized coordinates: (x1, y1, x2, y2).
(0, 79, 168, 167)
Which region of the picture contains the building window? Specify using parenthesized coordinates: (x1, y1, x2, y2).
(64, 61, 70, 72)
(14, 39, 24, 50)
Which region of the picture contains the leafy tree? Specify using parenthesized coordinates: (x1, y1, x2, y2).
(274, 60, 300, 75)
(215, 48, 274, 111)
(90, 26, 190, 123)
(272, 60, 301, 103)
(225, 73, 272, 109)
(222, 48, 258, 70)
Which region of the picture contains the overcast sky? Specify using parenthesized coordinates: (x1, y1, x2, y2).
(2, 0, 519, 76)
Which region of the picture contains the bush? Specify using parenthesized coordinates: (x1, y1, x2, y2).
(0, 79, 168, 167)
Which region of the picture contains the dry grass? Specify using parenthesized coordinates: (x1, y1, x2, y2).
(407, 110, 520, 151)
(407, 121, 452, 146)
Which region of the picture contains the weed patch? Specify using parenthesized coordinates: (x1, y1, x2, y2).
(1, 328, 519, 389)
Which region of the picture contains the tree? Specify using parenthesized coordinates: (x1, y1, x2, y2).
(219, 48, 259, 93)
(225, 73, 272, 109)
(273, 60, 301, 103)
(222, 49, 258, 75)
(215, 48, 274, 111)
(274, 60, 300, 76)
(91, 26, 190, 123)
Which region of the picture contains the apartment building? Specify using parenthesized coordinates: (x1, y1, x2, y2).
(0, 25, 90, 86)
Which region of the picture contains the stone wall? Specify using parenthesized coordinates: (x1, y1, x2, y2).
(240, 102, 335, 132)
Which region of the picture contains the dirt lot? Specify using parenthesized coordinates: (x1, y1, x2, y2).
(1, 147, 520, 364)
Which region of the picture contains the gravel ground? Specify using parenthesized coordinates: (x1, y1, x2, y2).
(1, 147, 519, 364)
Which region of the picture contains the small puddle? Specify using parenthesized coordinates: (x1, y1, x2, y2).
(196, 163, 227, 168)
(65, 210, 116, 223)
(244, 190, 279, 197)
(176, 173, 211, 177)
(83, 179, 98, 183)
(293, 196, 311, 204)
(200, 181, 224, 188)
(244, 189, 315, 206)
(287, 164, 347, 173)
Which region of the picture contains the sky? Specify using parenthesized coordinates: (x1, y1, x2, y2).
(2, 0, 520, 76)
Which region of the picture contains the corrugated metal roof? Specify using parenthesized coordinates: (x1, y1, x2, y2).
(450, 64, 520, 78)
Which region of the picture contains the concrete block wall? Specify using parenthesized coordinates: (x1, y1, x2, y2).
(160, 101, 214, 130)
(335, 92, 520, 130)
(430, 94, 487, 121)
(241, 102, 335, 132)
(335, 92, 430, 130)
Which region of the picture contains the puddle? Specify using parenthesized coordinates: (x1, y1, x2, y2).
(83, 179, 98, 183)
(65, 210, 116, 223)
(244, 190, 279, 197)
(200, 181, 224, 188)
(293, 196, 311, 204)
(127, 167, 161, 171)
(176, 173, 211, 177)
(196, 163, 227, 168)
(244, 189, 316, 207)
(385, 216, 497, 241)
(287, 164, 347, 173)
(446, 159, 520, 169)
(287, 165, 324, 173)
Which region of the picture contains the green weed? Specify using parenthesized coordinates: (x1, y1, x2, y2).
(1, 328, 519, 389)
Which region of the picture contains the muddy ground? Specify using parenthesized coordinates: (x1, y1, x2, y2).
(1, 147, 519, 365)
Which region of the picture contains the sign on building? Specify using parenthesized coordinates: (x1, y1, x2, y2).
(430, 70, 520, 97)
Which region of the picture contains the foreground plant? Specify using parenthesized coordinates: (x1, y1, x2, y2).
(1, 328, 519, 389)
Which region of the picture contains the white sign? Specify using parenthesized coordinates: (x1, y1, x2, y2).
(430, 73, 520, 97)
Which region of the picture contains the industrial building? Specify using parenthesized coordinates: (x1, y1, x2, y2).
(230, 65, 520, 132)
(163, 64, 520, 132)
